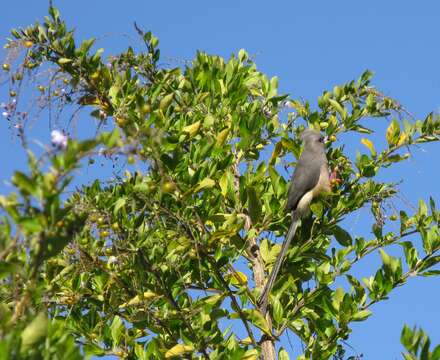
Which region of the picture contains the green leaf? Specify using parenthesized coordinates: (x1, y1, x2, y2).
(331, 225, 352, 246)
(113, 197, 127, 215)
(79, 38, 96, 54)
(418, 199, 428, 217)
(328, 98, 347, 120)
(242, 309, 271, 336)
(21, 312, 48, 351)
(18, 217, 43, 234)
(193, 177, 215, 193)
(110, 315, 124, 345)
(83, 343, 105, 356)
(92, 48, 104, 61)
(268, 76, 278, 98)
(260, 239, 270, 264)
(108, 85, 120, 103)
(241, 349, 258, 360)
(159, 93, 174, 111)
(100, 128, 122, 148)
(238, 48, 248, 62)
(310, 201, 323, 218)
(278, 348, 290, 360)
(332, 287, 345, 311)
(379, 248, 392, 267)
(352, 309, 372, 321)
(247, 186, 262, 224)
(272, 296, 283, 324)
(12, 171, 36, 196)
(401, 324, 413, 349)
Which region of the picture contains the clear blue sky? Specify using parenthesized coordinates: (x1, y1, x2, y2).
(1, 1, 440, 359)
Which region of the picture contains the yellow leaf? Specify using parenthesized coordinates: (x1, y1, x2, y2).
(183, 120, 201, 137)
(216, 127, 230, 146)
(360, 138, 376, 156)
(159, 93, 174, 111)
(269, 141, 282, 165)
(386, 119, 400, 146)
(218, 79, 226, 95)
(165, 344, 194, 358)
(397, 133, 407, 146)
(193, 177, 215, 193)
(203, 293, 225, 305)
(207, 228, 238, 245)
(227, 271, 248, 286)
(204, 113, 215, 127)
(119, 291, 158, 308)
(241, 349, 259, 360)
(57, 57, 72, 65)
(219, 171, 230, 197)
(332, 287, 345, 311)
(239, 337, 253, 345)
(328, 99, 347, 120)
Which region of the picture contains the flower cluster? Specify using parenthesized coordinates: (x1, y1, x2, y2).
(51, 130, 68, 149)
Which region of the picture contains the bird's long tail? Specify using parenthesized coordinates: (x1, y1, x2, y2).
(258, 211, 300, 314)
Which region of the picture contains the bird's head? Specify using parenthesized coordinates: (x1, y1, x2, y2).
(301, 129, 325, 145)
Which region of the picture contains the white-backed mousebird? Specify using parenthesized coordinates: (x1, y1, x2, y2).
(258, 129, 330, 313)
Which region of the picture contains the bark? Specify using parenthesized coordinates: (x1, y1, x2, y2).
(248, 230, 276, 360)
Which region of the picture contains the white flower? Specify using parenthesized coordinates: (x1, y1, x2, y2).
(51, 129, 68, 149)
(2, 111, 9, 117)
(107, 256, 117, 264)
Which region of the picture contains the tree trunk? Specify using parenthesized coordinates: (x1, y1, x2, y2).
(234, 159, 276, 360)
(248, 235, 276, 360)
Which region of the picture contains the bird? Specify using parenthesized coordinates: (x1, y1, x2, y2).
(258, 128, 330, 313)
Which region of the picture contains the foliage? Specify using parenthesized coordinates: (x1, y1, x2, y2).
(401, 326, 440, 360)
(1, 5, 440, 359)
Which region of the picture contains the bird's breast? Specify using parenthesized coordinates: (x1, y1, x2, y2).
(312, 164, 331, 196)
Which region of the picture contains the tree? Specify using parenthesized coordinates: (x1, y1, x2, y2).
(1, 5, 440, 359)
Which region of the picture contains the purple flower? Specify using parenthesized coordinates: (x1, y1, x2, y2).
(51, 130, 68, 149)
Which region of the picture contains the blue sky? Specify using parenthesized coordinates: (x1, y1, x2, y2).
(1, 1, 440, 359)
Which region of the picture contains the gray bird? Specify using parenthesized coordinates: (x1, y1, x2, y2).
(259, 129, 330, 313)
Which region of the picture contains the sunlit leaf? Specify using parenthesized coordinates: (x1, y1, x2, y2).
(165, 344, 194, 358)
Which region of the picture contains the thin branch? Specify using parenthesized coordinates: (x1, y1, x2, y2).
(137, 249, 210, 359)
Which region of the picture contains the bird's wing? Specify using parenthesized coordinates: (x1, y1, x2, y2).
(286, 152, 322, 211)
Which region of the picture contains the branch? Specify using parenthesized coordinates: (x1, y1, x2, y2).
(137, 249, 210, 359)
